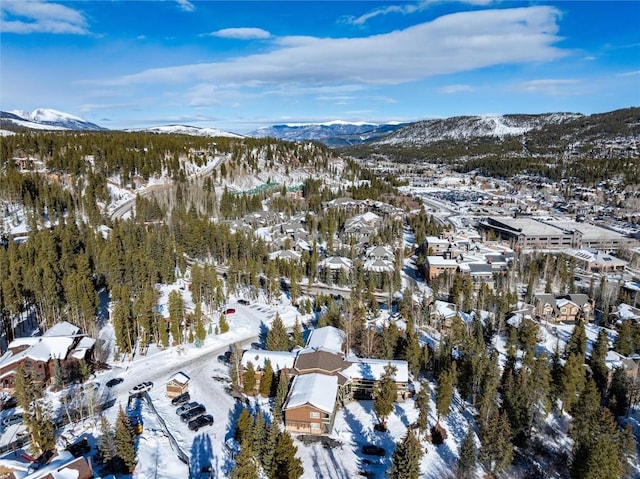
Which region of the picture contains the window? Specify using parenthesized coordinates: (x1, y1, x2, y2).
(310, 411, 320, 419)
(311, 423, 320, 430)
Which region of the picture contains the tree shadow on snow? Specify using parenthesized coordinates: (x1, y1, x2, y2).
(189, 433, 214, 479)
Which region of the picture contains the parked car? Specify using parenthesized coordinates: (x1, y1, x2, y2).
(129, 381, 153, 395)
(188, 414, 214, 431)
(237, 299, 249, 305)
(171, 392, 191, 406)
(217, 355, 230, 365)
(3, 413, 23, 428)
(224, 308, 236, 315)
(181, 405, 206, 423)
(361, 445, 386, 456)
(176, 401, 199, 416)
(106, 377, 124, 388)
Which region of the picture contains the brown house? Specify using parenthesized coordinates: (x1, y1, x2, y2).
(533, 293, 593, 323)
(283, 373, 339, 436)
(165, 371, 190, 398)
(0, 321, 95, 393)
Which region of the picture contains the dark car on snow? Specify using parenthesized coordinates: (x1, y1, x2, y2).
(171, 392, 191, 406)
(188, 414, 214, 431)
(361, 445, 386, 456)
(181, 405, 206, 422)
(106, 377, 124, 388)
(176, 401, 199, 416)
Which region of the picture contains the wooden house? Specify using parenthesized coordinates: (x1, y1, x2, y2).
(165, 371, 190, 398)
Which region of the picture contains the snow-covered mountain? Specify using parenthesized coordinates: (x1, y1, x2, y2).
(2, 108, 106, 131)
(131, 124, 244, 138)
(375, 113, 583, 146)
(247, 121, 407, 147)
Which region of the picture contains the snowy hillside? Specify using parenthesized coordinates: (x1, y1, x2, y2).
(376, 113, 583, 146)
(1, 108, 106, 130)
(131, 124, 244, 138)
(248, 121, 406, 146)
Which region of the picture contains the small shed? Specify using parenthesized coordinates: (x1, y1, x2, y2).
(166, 371, 190, 398)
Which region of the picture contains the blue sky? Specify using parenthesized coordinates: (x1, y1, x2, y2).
(1, 1, 638, 133)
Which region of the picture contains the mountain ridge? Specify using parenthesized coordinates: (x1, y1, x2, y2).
(1, 108, 106, 131)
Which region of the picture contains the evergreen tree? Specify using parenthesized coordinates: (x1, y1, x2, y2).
(195, 303, 206, 343)
(266, 313, 289, 351)
(435, 367, 454, 421)
(614, 320, 634, 356)
(243, 361, 257, 395)
(569, 379, 601, 449)
(261, 422, 280, 474)
(388, 428, 423, 479)
(607, 367, 630, 417)
(259, 359, 274, 397)
(235, 407, 254, 443)
(219, 312, 230, 333)
(273, 370, 291, 424)
(456, 426, 477, 479)
(98, 416, 116, 469)
(373, 364, 397, 430)
(588, 328, 610, 396)
(404, 325, 422, 377)
(271, 431, 303, 479)
(114, 406, 137, 473)
(560, 353, 586, 413)
(252, 412, 267, 450)
(479, 408, 513, 475)
(565, 318, 587, 361)
(290, 317, 304, 349)
(230, 438, 260, 479)
(414, 381, 431, 436)
(571, 408, 626, 479)
(168, 290, 184, 345)
(25, 401, 55, 455)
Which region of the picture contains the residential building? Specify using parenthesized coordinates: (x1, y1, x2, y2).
(240, 326, 410, 436)
(0, 321, 95, 393)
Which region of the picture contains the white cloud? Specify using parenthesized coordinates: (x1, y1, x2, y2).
(438, 84, 474, 94)
(176, 0, 195, 12)
(343, 0, 494, 25)
(97, 7, 568, 91)
(206, 27, 271, 40)
(518, 79, 580, 95)
(186, 84, 223, 107)
(0, 0, 89, 34)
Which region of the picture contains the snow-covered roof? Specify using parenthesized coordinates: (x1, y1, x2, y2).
(75, 337, 95, 350)
(341, 358, 409, 383)
(363, 258, 394, 272)
(319, 256, 353, 270)
(241, 350, 297, 371)
(616, 303, 640, 320)
(28, 337, 75, 362)
(426, 256, 458, 267)
(305, 326, 345, 352)
(43, 321, 80, 337)
(167, 372, 190, 385)
(432, 300, 458, 319)
(605, 350, 625, 370)
(284, 373, 338, 414)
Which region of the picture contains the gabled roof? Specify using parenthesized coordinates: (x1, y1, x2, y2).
(305, 326, 345, 352)
(319, 256, 353, 270)
(363, 258, 394, 273)
(341, 358, 409, 383)
(284, 373, 338, 414)
(241, 350, 297, 372)
(167, 371, 190, 385)
(294, 349, 347, 375)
